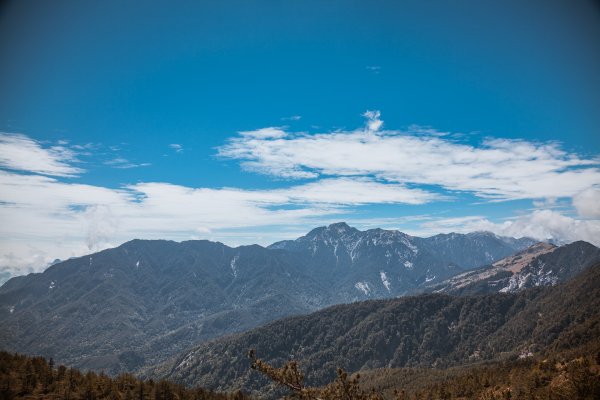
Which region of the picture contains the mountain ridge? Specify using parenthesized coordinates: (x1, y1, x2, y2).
(268, 222, 537, 301)
(0, 223, 578, 377)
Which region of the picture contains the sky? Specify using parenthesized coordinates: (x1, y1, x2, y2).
(0, 0, 599, 278)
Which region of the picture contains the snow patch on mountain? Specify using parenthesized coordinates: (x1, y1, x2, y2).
(176, 351, 197, 371)
(403, 238, 418, 255)
(230, 255, 239, 278)
(355, 281, 371, 295)
(500, 263, 559, 293)
(380, 271, 391, 291)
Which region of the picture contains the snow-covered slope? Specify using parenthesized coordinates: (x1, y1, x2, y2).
(426, 241, 600, 295)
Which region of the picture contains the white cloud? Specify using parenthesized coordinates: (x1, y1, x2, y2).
(418, 216, 490, 233)
(238, 127, 287, 139)
(0, 133, 83, 176)
(218, 114, 600, 201)
(84, 205, 120, 250)
(572, 187, 600, 218)
(362, 110, 383, 132)
(105, 157, 151, 169)
(169, 143, 183, 153)
(532, 197, 558, 208)
(413, 210, 600, 247)
(282, 177, 441, 205)
(281, 115, 302, 121)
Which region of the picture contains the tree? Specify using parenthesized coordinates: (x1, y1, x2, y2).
(248, 350, 389, 400)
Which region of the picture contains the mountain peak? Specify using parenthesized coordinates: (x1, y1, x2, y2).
(326, 222, 353, 232)
(302, 222, 357, 238)
(466, 230, 495, 236)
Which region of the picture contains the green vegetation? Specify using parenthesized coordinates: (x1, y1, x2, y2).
(0, 352, 248, 400)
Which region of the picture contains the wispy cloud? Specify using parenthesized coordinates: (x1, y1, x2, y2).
(280, 177, 441, 205)
(366, 65, 381, 74)
(281, 115, 302, 121)
(0, 133, 83, 177)
(169, 143, 184, 153)
(239, 127, 287, 139)
(218, 112, 600, 201)
(104, 157, 151, 169)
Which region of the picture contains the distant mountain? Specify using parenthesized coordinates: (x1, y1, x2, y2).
(426, 241, 600, 295)
(0, 271, 11, 286)
(269, 222, 535, 300)
(0, 239, 330, 374)
(0, 223, 538, 375)
(498, 240, 600, 293)
(413, 231, 537, 270)
(159, 262, 600, 397)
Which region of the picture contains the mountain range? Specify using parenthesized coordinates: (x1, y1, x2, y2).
(269, 223, 536, 300)
(0, 222, 594, 378)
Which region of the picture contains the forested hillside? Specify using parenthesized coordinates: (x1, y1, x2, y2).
(159, 262, 600, 397)
(0, 351, 247, 400)
(4, 346, 599, 400)
(0, 239, 332, 374)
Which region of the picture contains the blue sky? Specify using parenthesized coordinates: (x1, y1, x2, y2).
(0, 0, 599, 276)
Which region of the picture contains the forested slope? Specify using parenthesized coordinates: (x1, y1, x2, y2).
(160, 263, 600, 397)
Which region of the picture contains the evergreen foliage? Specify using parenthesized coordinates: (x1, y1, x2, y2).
(0, 352, 248, 400)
